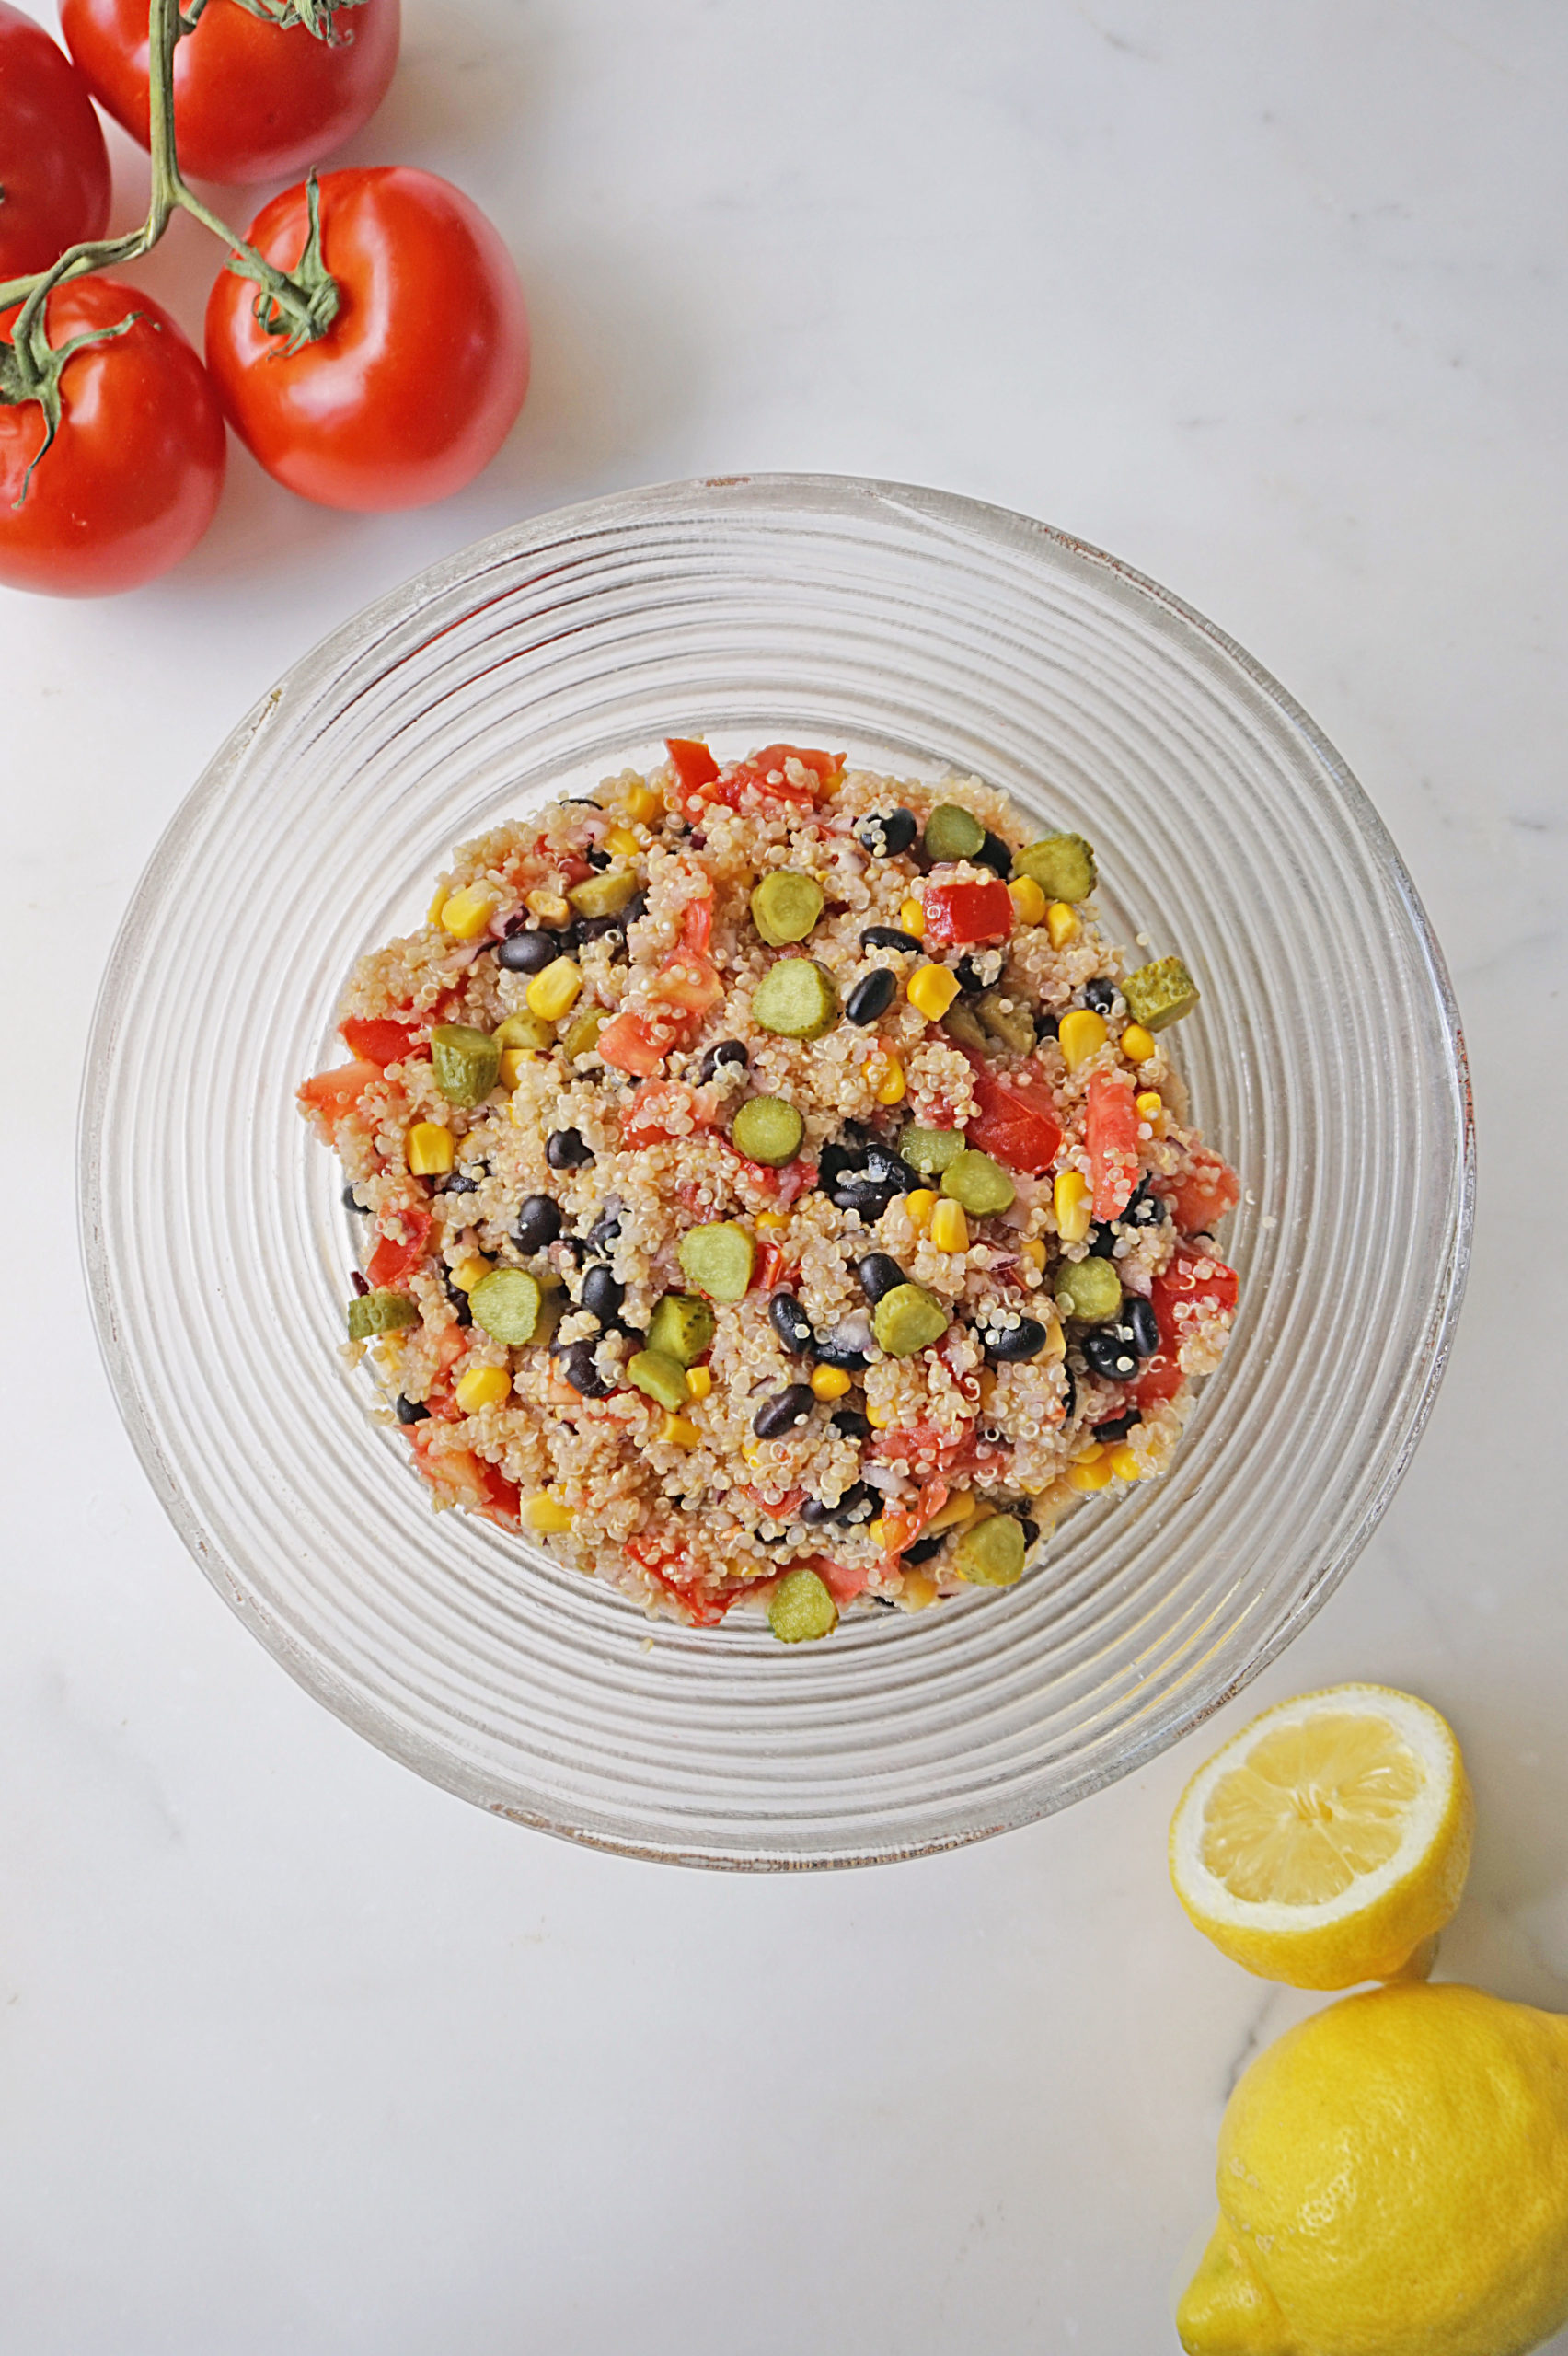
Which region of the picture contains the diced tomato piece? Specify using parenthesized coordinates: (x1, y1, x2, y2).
(1149, 1250, 1239, 1357)
(754, 1239, 788, 1292)
(407, 1429, 516, 1524)
(597, 1012, 672, 1076)
(625, 1534, 736, 1625)
(725, 744, 836, 805)
(965, 1064, 1064, 1175)
(1133, 1355, 1184, 1412)
(366, 1204, 432, 1289)
(340, 1016, 420, 1066)
(921, 879, 1015, 948)
(476, 1461, 521, 1521)
(1087, 1068, 1140, 1220)
(649, 946, 725, 1014)
(1168, 1146, 1240, 1236)
(810, 1555, 870, 1604)
(679, 894, 713, 953)
(620, 1080, 719, 1148)
(298, 1057, 381, 1126)
(665, 738, 719, 792)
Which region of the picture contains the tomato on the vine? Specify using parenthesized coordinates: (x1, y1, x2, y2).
(60, 0, 399, 185)
(0, 0, 111, 278)
(203, 166, 529, 512)
(0, 276, 225, 596)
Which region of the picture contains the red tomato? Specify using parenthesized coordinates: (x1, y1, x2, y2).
(366, 1203, 432, 1288)
(61, 0, 399, 184)
(964, 1064, 1064, 1175)
(1168, 1145, 1240, 1236)
(298, 1057, 380, 1124)
(664, 738, 718, 792)
(619, 1081, 717, 1148)
(678, 894, 713, 953)
(674, 743, 838, 814)
(1133, 1355, 1183, 1412)
(0, 0, 110, 277)
(810, 1555, 869, 1604)
(340, 1015, 419, 1065)
(921, 880, 1015, 948)
(1086, 1068, 1140, 1220)
(597, 1012, 672, 1077)
(203, 167, 529, 512)
(408, 1429, 519, 1524)
(624, 1536, 735, 1625)
(649, 946, 724, 1015)
(0, 276, 225, 597)
(1149, 1250, 1239, 1356)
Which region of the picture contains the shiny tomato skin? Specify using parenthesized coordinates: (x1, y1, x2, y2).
(0, 277, 225, 597)
(60, 0, 398, 184)
(203, 167, 529, 512)
(0, 0, 111, 277)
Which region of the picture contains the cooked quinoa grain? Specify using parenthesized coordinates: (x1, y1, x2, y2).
(299, 738, 1241, 1637)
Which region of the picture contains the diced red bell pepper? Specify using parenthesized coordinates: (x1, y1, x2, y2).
(664, 738, 720, 792)
(366, 1204, 432, 1289)
(1086, 1068, 1140, 1221)
(1168, 1146, 1240, 1236)
(921, 879, 1015, 948)
(298, 1057, 381, 1126)
(597, 1012, 673, 1076)
(1133, 1355, 1184, 1412)
(340, 1016, 420, 1066)
(1149, 1250, 1239, 1356)
(965, 1064, 1064, 1175)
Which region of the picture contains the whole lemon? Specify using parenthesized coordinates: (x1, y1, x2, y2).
(1178, 1982, 1568, 2356)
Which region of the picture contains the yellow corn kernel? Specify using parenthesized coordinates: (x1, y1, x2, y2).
(522, 1492, 574, 1532)
(869, 1050, 906, 1106)
(1074, 1439, 1105, 1463)
(525, 956, 583, 1022)
(450, 1253, 490, 1293)
(498, 1046, 540, 1090)
(1058, 1008, 1108, 1071)
(755, 1210, 788, 1233)
(926, 1490, 977, 1534)
(900, 1571, 940, 1610)
(868, 1518, 895, 1551)
(905, 1187, 938, 1235)
(1136, 1090, 1164, 1123)
(809, 1364, 852, 1403)
(427, 884, 448, 925)
(525, 888, 571, 927)
(1045, 900, 1080, 949)
(605, 826, 640, 857)
(439, 885, 496, 941)
(406, 1121, 455, 1176)
(1008, 875, 1047, 925)
(930, 1197, 970, 1253)
(741, 1435, 762, 1465)
(898, 896, 926, 939)
(1067, 1455, 1114, 1493)
(1121, 1022, 1156, 1065)
(1019, 1237, 1046, 1271)
(1107, 1443, 1144, 1482)
(455, 1364, 511, 1415)
(685, 1365, 713, 1400)
(1043, 1311, 1066, 1361)
(1055, 1169, 1092, 1242)
(907, 962, 961, 1022)
(660, 1413, 702, 1448)
(865, 1396, 893, 1429)
(620, 782, 661, 826)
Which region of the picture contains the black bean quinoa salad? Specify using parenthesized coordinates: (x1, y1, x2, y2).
(301, 739, 1239, 1642)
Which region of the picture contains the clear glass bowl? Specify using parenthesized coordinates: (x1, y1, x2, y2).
(80, 475, 1472, 1867)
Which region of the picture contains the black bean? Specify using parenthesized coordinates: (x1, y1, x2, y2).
(952, 954, 989, 995)
(1124, 1297, 1160, 1358)
(814, 1334, 870, 1371)
(560, 797, 605, 809)
(975, 829, 1013, 878)
(554, 1236, 590, 1268)
(350, 1268, 369, 1296)
(1061, 1369, 1077, 1421)
(902, 1532, 947, 1565)
(1020, 1517, 1041, 1550)
(980, 1314, 1050, 1361)
(395, 1394, 431, 1425)
(699, 1039, 749, 1082)
(1123, 1176, 1168, 1228)
(547, 1128, 594, 1170)
(581, 1265, 625, 1324)
(342, 1184, 367, 1213)
(444, 1275, 473, 1328)
(1086, 1221, 1119, 1259)
(440, 1172, 481, 1196)
(584, 846, 611, 870)
(753, 1383, 816, 1438)
(832, 1407, 871, 1442)
(576, 913, 628, 946)
(800, 1496, 834, 1525)
(553, 1338, 613, 1397)
(845, 967, 897, 1026)
(856, 1252, 905, 1303)
(821, 1138, 919, 1218)
(859, 925, 923, 954)
(1036, 1012, 1060, 1040)
(1081, 1329, 1140, 1381)
(1092, 1409, 1138, 1443)
(513, 1194, 562, 1253)
(856, 807, 918, 858)
(830, 1482, 876, 1526)
(769, 1292, 815, 1355)
(584, 1207, 623, 1256)
(1084, 976, 1119, 1015)
(496, 930, 557, 975)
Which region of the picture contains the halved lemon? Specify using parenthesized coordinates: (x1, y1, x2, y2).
(1170, 1683, 1473, 1989)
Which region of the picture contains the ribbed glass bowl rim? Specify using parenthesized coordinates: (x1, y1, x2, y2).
(79, 473, 1473, 1867)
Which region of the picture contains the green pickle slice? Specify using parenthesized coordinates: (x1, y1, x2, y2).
(900, 1125, 967, 1174)
(1055, 1258, 1123, 1324)
(627, 1349, 690, 1410)
(1122, 955, 1200, 1032)
(872, 1282, 950, 1357)
(922, 803, 986, 862)
(347, 1288, 420, 1341)
(975, 991, 1035, 1056)
(568, 868, 639, 919)
(492, 1010, 556, 1053)
(560, 1007, 606, 1061)
(768, 1566, 839, 1643)
(940, 1148, 1016, 1216)
(469, 1267, 556, 1345)
(952, 1513, 1026, 1587)
(678, 1220, 755, 1302)
(752, 958, 839, 1039)
(431, 1022, 502, 1106)
(646, 1293, 716, 1365)
(750, 870, 824, 946)
(732, 1095, 804, 1165)
(1016, 833, 1098, 902)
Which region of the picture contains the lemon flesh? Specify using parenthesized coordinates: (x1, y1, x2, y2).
(1170, 1684, 1472, 1988)
(1178, 1982, 1568, 2356)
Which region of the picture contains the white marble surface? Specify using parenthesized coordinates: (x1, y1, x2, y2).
(4, 1, 1566, 2347)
